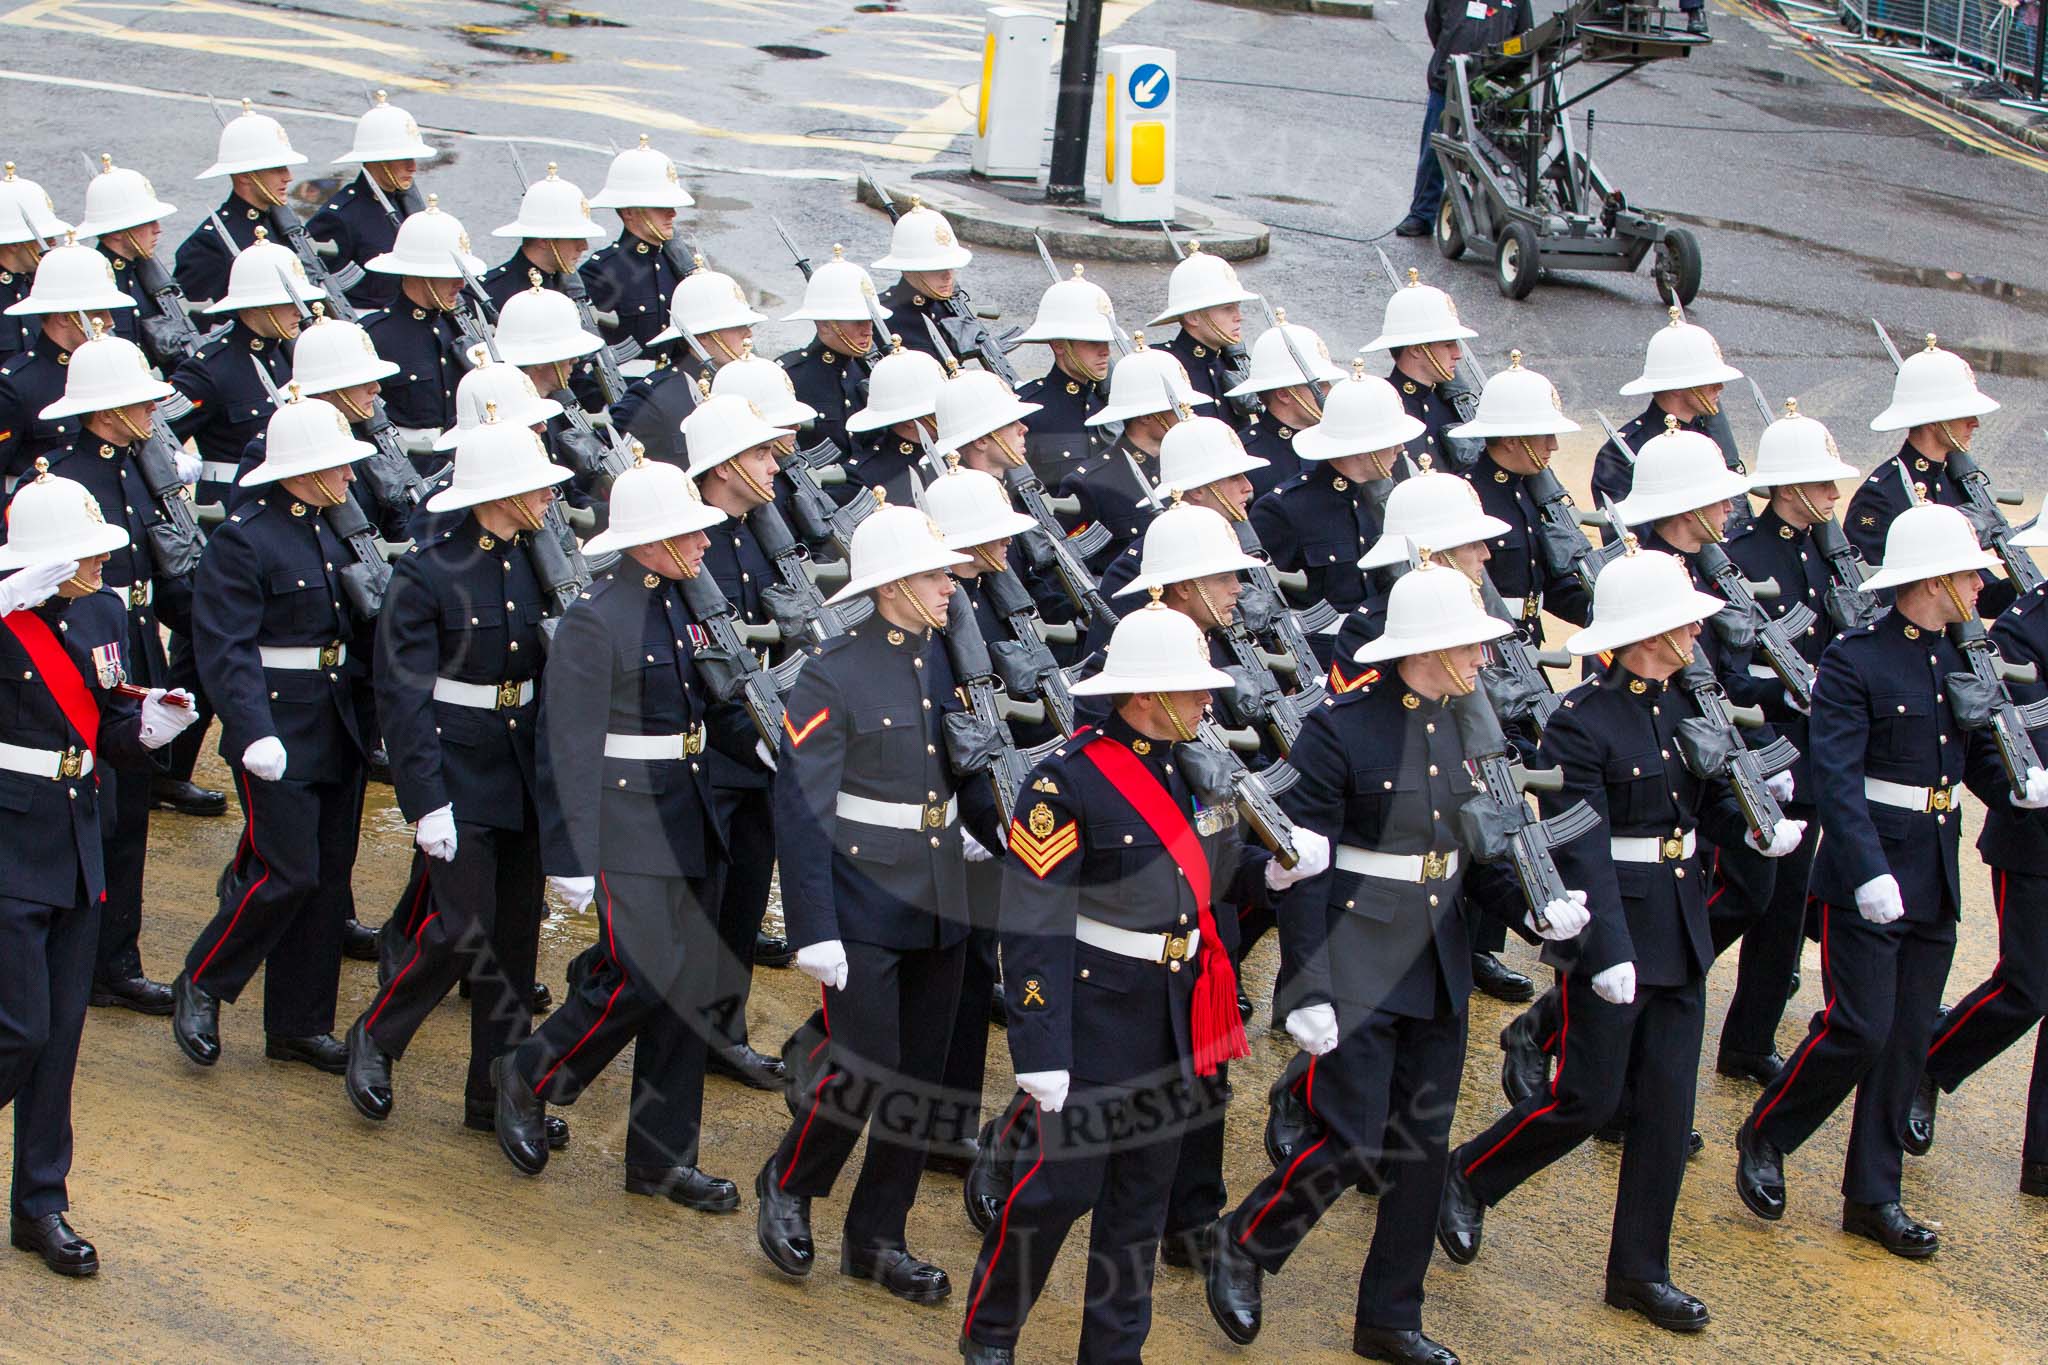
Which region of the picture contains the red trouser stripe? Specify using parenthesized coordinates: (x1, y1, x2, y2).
(1931, 870, 2010, 1059)
(1464, 977, 1570, 1179)
(1757, 901, 1836, 1128)
(963, 1103, 1047, 1340)
(1238, 1059, 1324, 1244)
(191, 771, 271, 986)
(534, 872, 626, 1095)
(363, 911, 440, 1032)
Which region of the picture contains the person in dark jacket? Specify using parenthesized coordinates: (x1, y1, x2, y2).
(1395, 0, 1534, 237)
(175, 101, 309, 307)
(1015, 268, 1118, 487)
(1590, 311, 1751, 539)
(310, 91, 438, 313)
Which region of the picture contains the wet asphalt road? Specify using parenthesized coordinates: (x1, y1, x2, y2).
(2, 0, 2047, 1359)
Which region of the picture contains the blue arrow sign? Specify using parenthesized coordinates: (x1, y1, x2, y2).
(1129, 63, 1171, 109)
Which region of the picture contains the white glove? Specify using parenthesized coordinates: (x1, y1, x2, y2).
(137, 688, 199, 749)
(753, 738, 778, 773)
(1782, 687, 1810, 717)
(1285, 1003, 1340, 1056)
(1855, 873, 1904, 925)
(1265, 829, 1332, 891)
(0, 561, 77, 616)
(1591, 960, 1637, 1006)
(548, 875, 595, 909)
(1765, 770, 1795, 804)
(1529, 889, 1590, 941)
(173, 449, 203, 485)
(1016, 1069, 1071, 1113)
(1747, 817, 1807, 859)
(415, 804, 459, 861)
(962, 828, 994, 863)
(2013, 766, 2048, 810)
(241, 736, 287, 781)
(795, 939, 850, 990)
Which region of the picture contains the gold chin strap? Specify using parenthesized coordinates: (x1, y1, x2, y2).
(732, 453, 775, 506)
(64, 563, 100, 595)
(707, 330, 745, 363)
(1792, 486, 1826, 528)
(1935, 419, 1971, 453)
(988, 427, 1028, 470)
(1192, 579, 1233, 631)
(969, 543, 1005, 574)
(1937, 573, 1971, 623)
(1288, 383, 1324, 425)
(1687, 385, 1721, 417)
(247, 173, 286, 210)
(309, 468, 346, 508)
(899, 578, 943, 632)
(1056, 340, 1106, 383)
(331, 387, 371, 424)
(1211, 484, 1248, 522)
(1422, 343, 1457, 386)
(1151, 692, 1199, 742)
(506, 490, 546, 533)
(1514, 436, 1550, 472)
(1658, 628, 1696, 667)
(1433, 649, 1476, 696)
(821, 320, 863, 357)
(1366, 448, 1396, 482)
(545, 240, 570, 276)
(661, 535, 700, 580)
(112, 407, 150, 443)
(1688, 506, 1724, 545)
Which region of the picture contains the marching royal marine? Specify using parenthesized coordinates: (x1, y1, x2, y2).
(0, 242, 132, 490)
(1362, 269, 1483, 471)
(778, 247, 884, 460)
(0, 166, 67, 360)
(173, 101, 308, 306)
(0, 465, 198, 1277)
(580, 136, 698, 361)
(1014, 267, 1116, 488)
(1059, 339, 1195, 573)
(1592, 311, 1753, 539)
(837, 343, 946, 508)
(754, 500, 1005, 1305)
(1737, 503, 2036, 1259)
(308, 91, 438, 312)
(1440, 547, 1803, 1336)
(171, 392, 374, 1075)
(489, 457, 754, 1206)
(1149, 244, 1260, 431)
(358, 200, 485, 439)
(1226, 316, 1344, 502)
(1203, 564, 1582, 1365)
(478, 166, 607, 314)
(959, 601, 1317, 1365)
(77, 157, 190, 370)
(611, 259, 763, 464)
(871, 200, 972, 367)
(342, 411, 573, 1137)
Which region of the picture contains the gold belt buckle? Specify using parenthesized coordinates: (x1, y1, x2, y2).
(57, 747, 82, 779)
(319, 643, 341, 668)
(495, 679, 524, 710)
(923, 801, 947, 829)
(1161, 933, 1191, 964)
(127, 583, 148, 609)
(1421, 849, 1450, 881)
(1660, 835, 1686, 862)
(683, 726, 705, 757)
(1522, 595, 1541, 622)
(1927, 786, 1953, 813)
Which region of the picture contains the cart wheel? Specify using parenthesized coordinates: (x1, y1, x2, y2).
(1435, 197, 1465, 262)
(1652, 227, 1703, 306)
(1494, 221, 1539, 300)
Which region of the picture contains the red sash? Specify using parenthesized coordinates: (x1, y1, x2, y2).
(1082, 736, 1248, 1076)
(0, 608, 102, 759)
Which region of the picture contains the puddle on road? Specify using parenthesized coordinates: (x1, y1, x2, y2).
(457, 28, 575, 61)
(758, 44, 829, 59)
(1866, 264, 2039, 310)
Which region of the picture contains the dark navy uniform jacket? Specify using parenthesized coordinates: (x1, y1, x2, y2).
(362, 304, 465, 432)
(1057, 437, 1159, 573)
(841, 430, 928, 509)
(580, 228, 688, 359)
(1238, 416, 1301, 503)
(1591, 399, 1752, 540)
(0, 271, 31, 359)
(1542, 667, 1751, 984)
(698, 515, 777, 794)
(169, 320, 291, 504)
(0, 586, 152, 909)
(374, 516, 549, 829)
(1000, 712, 1269, 1088)
(172, 192, 272, 305)
(1162, 330, 1254, 432)
(0, 344, 78, 487)
(1978, 585, 2048, 873)
(1391, 363, 1471, 470)
(1807, 610, 2003, 920)
(1724, 506, 1838, 802)
(1249, 463, 1385, 617)
(876, 279, 949, 364)
(535, 566, 750, 881)
(775, 619, 1004, 954)
(1843, 442, 2018, 619)
(193, 493, 365, 776)
(1465, 449, 1592, 635)
(1017, 368, 1105, 488)
(1276, 681, 1520, 1019)
(780, 337, 866, 460)
(612, 360, 709, 468)
(36, 437, 192, 685)
(307, 171, 411, 311)
(480, 249, 555, 314)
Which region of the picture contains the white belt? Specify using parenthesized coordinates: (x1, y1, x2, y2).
(1334, 844, 1461, 882)
(433, 676, 534, 710)
(1076, 913, 1200, 966)
(1611, 829, 1697, 863)
(603, 726, 706, 760)
(200, 460, 240, 485)
(1498, 593, 1542, 622)
(1865, 776, 1957, 813)
(835, 790, 957, 830)
(0, 739, 93, 780)
(259, 643, 346, 670)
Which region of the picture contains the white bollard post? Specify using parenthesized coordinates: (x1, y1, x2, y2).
(1100, 45, 1176, 224)
(972, 7, 1058, 180)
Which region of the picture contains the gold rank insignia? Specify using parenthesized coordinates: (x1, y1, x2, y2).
(1859, 515, 1876, 527)
(1402, 692, 1420, 709)
(1779, 525, 1794, 539)
(1031, 776, 1059, 794)
(1010, 803, 1078, 879)
(644, 573, 660, 588)
(1018, 977, 1048, 1009)
(1130, 738, 1151, 755)
(1629, 679, 1647, 694)
(886, 627, 906, 646)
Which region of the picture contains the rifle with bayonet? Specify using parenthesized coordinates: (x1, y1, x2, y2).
(1947, 602, 2048, 800)
(863, 167, 1021, 387)
(358, 167, 426, 230)
(84, 152, 208, 364)
(1216, 609, 1320, 757)
(1672, 652, 1798, 845)
(1002, 458, 1118, 629)
(1178, 716, 1303, 867)
(749, 496, 872, 642)
(1230, 513, 1332, 682)
(1475, 565, 1565, 733)
(1450, 685, 1600, 934)
(783, 435, 874, 558)
(980, 562, 1080, 737)
(1872, 319, 2041, 594)
(941, 587, 1048, 842)
(259, 203, 362, 322)
(677, 563, 796, 750)
(447, 250, 501, 371)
